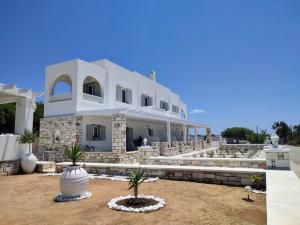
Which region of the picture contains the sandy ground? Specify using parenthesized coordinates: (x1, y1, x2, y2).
(0, 174, 266, 225)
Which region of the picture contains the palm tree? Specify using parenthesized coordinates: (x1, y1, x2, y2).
(128, 169, 148, 199)
(66, 144, 85, 166)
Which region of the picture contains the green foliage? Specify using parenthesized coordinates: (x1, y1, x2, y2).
(272, 121, 291, 144)
(0, 103, 16, 134)
(128, 169, 148, 199)
(33, 102, 44, 134)
(19, 129, 38, 144)
(248, 174, 262, 189)
(207, 151, 214, 158)
(221, 127, 254, 143)
(66, 144, 85, 166)
(288, 125, 300, 146)
(246, 130, 267, 144)
(0, 102, 44, 135)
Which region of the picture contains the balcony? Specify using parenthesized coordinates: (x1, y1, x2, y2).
(49, 92, 72, 103)
(83, 93, 104, 104)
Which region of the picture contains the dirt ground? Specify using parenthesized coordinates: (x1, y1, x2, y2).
(0, 174, 266, 225)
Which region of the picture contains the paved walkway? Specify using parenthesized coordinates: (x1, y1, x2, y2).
(267, 170, 300, 225)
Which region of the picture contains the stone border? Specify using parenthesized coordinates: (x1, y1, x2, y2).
(55, 191, 92, 202)
(107, 194, 165, 213)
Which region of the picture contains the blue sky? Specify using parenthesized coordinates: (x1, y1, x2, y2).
(0, 0, 299, 134)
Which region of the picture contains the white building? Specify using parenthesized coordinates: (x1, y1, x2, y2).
(40, 58, 211, 158)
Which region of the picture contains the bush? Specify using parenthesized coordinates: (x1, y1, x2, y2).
(246, 132, 267, 144)
(221, 127, 254, 143)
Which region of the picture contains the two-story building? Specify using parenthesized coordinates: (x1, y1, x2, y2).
(39, 58, 211, 162)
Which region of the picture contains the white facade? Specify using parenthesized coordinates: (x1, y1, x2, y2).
(43, 58, 210, 152)
(44, 59, 187, 119)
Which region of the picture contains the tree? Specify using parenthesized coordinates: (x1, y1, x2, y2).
(246, 130, 267, 144)
(33, 102, 44, 134)
(272, 121, 291, 144)
(128, 169, 148, 200)
(221, 127, 253, 144)
(288, 125, 300, 146)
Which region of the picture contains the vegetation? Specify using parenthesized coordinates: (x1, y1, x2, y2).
(128, 169, 148, 199)
(0, 102, 44, 134)
(19, 129, 38, 144)
(246, 130, 267, 144)
(272, 121, 300, 146)
(221, 127, 253, 143)
(248, 174, 262, 189)
(66, 144, 85, 166)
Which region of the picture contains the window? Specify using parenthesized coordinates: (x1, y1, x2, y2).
(116, 85, 132, 104)
(86, 125, 106, 141)
(160, 101, 169, 111)
(172, 105, 179, 113)
(87, 84, 94, 95)
(141, 94, 153, 106)
(278, 152, 284, 160)
(147, 128, 154, 137)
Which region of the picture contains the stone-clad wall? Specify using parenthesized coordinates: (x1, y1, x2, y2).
(147, 157, 266, 169)
(112, 114, 126, 157)
(219, 144, 266, 152)
(55, 162, 266, 187)
(0, 160, 21, 176)
(39, 115, 83, 150)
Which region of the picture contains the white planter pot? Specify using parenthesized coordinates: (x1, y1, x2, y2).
(59, 165, 89, 197)
(21, 153, 37, 173)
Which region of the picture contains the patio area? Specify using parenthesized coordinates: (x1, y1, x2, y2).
(0, 174, 266, 225)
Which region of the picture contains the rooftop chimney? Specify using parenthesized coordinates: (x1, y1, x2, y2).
(150, 69, 156, 82)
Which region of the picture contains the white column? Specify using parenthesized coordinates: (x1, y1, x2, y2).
(14, 99, 36, 135)
(183, 124, 187, 145)
(167, 121, 171, 147)
(194, 127, 198, 147)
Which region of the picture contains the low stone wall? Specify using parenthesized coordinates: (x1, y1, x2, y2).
(55, 162, 266, 187)
(147, 156, 266, 169)
(0, 159, 21, 176)
(219, 144, 266, 153)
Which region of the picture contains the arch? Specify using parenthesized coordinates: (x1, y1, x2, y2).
(180, 109, 186, 119)
(83, 76, 103, 97)
(50, 74, 72, 96)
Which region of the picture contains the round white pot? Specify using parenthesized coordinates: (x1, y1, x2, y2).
(59, 165, 89, 197)
(21, 153, 37, 173)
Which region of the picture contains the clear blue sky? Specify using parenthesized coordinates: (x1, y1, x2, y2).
(0, 0, 299, 134)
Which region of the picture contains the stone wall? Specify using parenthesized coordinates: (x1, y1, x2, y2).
(111, 114, 126, 158)
(55, 162, 266, 187)
(39, 115, 83, 150)
(219, 144, 266, 152)
(147, 157, 266, 169)
(0, 160, 21, 176)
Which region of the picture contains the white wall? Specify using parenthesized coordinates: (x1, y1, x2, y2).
(0, 134, 28, 161)
(81, 116, 112, 151)
(44, 58, 188, 119)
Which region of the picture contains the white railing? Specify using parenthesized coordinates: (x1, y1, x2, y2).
(49, 92, 72, 102)
(83, 93, 104, 104)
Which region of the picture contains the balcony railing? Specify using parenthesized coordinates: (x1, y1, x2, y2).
(83, 93, 104, 104)
(49, 92, 72, 103)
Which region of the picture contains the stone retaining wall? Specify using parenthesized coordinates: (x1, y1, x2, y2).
(55, 163, 266, 187)
(147, 157, 266, 169)
(0, 160, 21, 176)
(219, 144, 266, 152)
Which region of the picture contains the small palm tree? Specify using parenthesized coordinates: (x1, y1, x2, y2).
(128, 169, 148, 199)
(66, 144, 85, 166)
(248, 174, 262, 189)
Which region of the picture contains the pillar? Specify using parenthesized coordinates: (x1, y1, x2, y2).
(14, 99, 36, 135)
(183, 124, 187, 145)
(167, 121, 171, 147)
(112, 114, 126, 156)
(206, 128, 212, 144)
(194, 127, 198, 147)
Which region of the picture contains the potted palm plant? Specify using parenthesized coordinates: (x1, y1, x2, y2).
(58, 144, 91, 200)
(19, 129, 38, 173)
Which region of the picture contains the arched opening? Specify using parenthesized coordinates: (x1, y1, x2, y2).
(83, 76, 103, 104)
(49, 74, 72, 102)
(180, 109, 186, 119)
